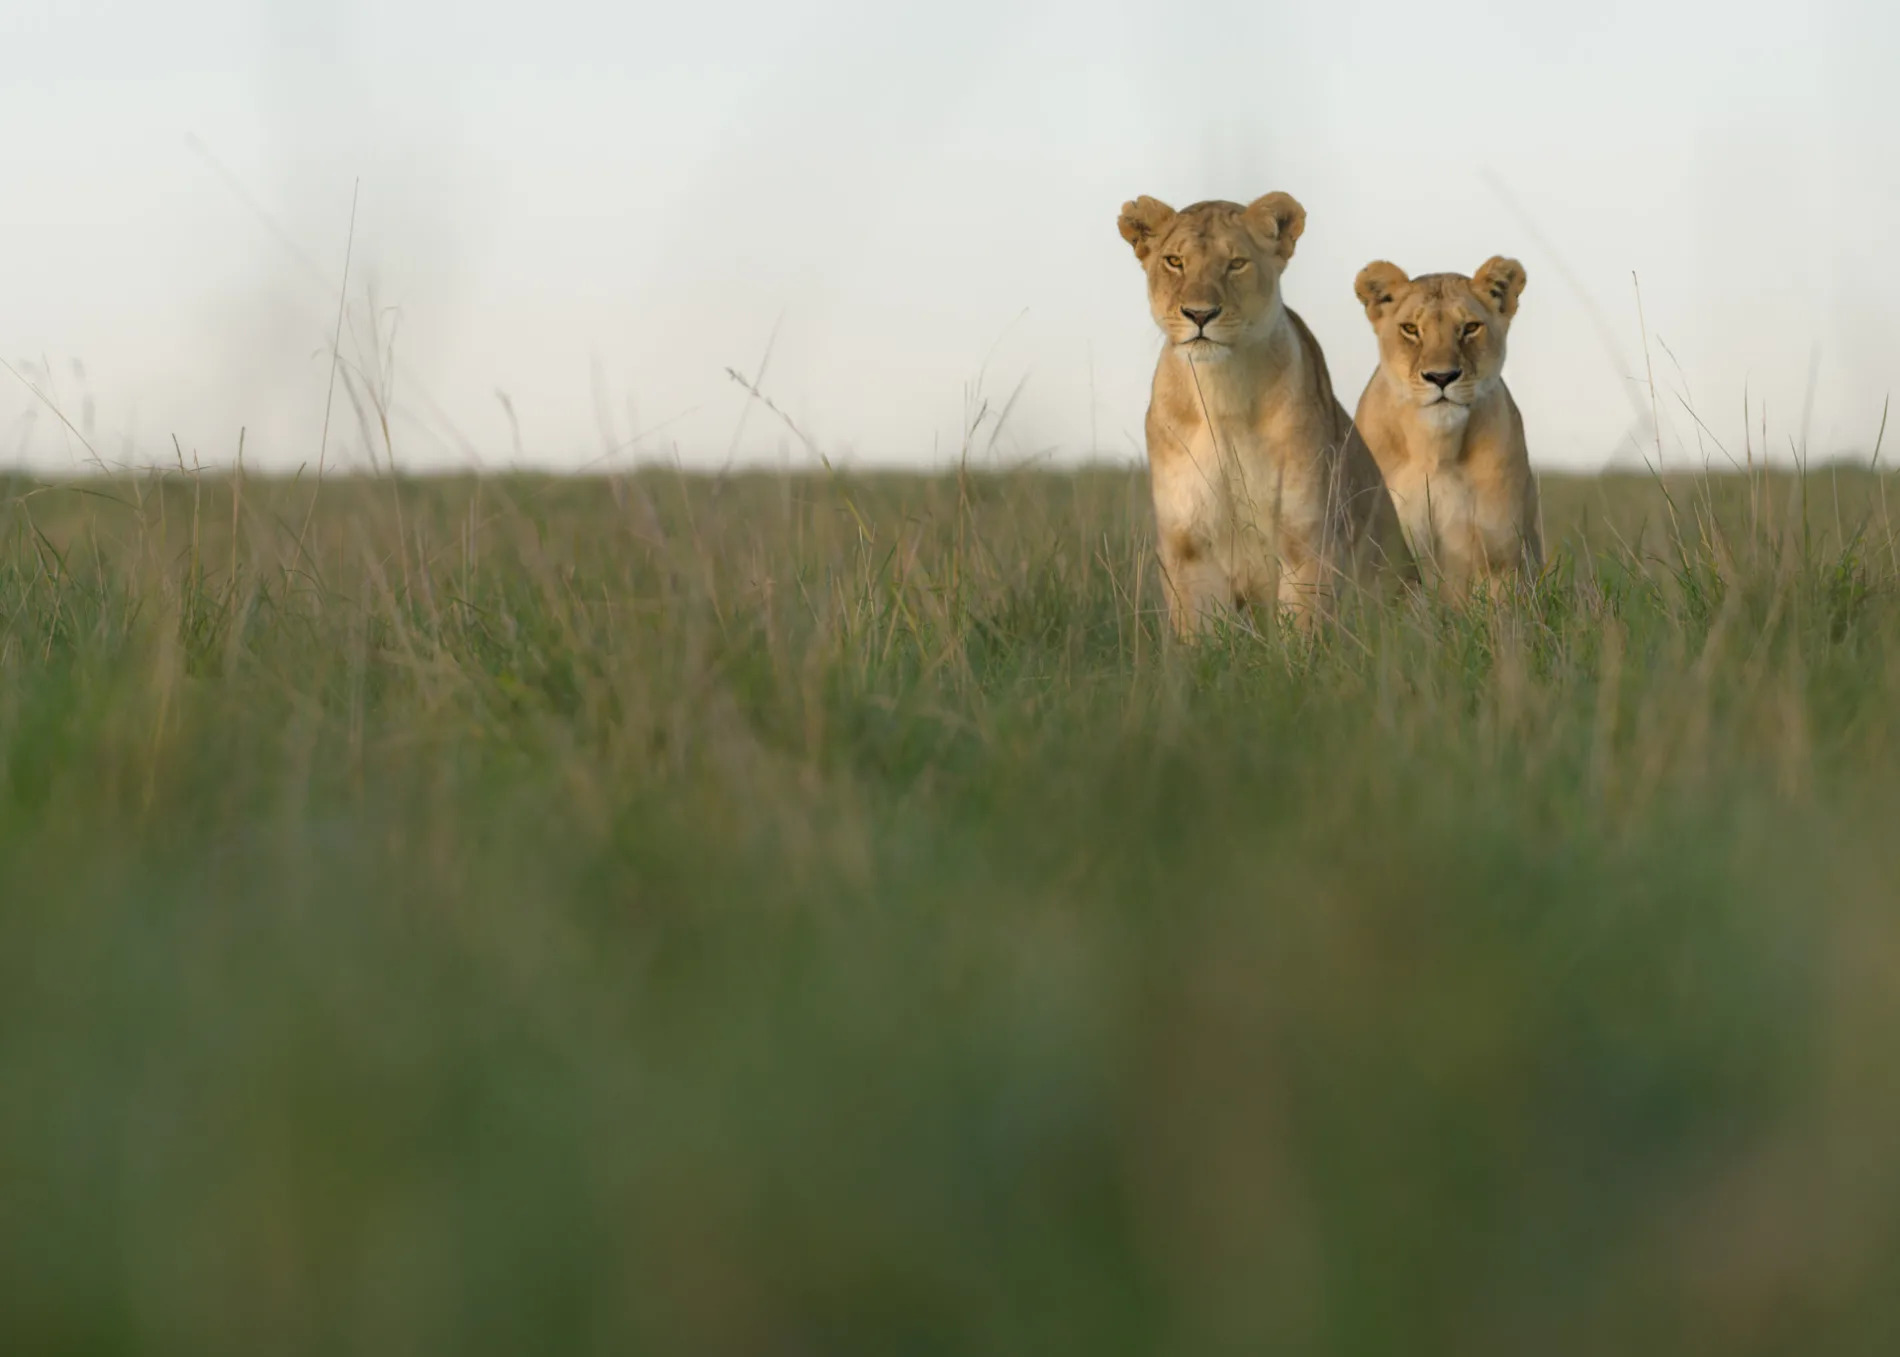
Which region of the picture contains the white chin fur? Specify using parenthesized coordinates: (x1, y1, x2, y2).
(1417, 400, 1471, 432)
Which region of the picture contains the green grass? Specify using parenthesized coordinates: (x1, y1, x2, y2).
(4, 463, 1900, 1354)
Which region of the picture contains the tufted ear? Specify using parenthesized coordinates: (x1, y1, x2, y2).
(1354, 261, 1410, 322)
(1243, 192, 1306, 263)
(1117, 196, 1177, 263)
(1472, 256, 1526, 318)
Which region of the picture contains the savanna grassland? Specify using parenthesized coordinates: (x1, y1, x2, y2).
(4, 462, 1900, 1354)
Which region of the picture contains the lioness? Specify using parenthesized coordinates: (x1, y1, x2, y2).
(1118, 193, 1408, 637)
(1351, 258, 1542, 597)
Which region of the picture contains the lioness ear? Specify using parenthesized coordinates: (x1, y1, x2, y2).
(1473, 256, 1526, 318)
(1117, 196, 1177, 263)
(1354, 261, 1410, 321)
(1244, 192, 1306, 263)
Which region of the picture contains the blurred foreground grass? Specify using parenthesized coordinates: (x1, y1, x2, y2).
(3, 464, 1900, 1354)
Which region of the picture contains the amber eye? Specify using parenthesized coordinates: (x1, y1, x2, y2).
(1462, 321, 1483, 339)
(1227, 257, 1249, 272)
(1398, 322, 1420, 340)
(1163, 255, 1184, 272)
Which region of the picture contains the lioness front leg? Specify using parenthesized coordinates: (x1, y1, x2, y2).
(1157, 534, 1235, 640)
(1478, 538, 1541, 604)
(1274, 553, 1333, 631)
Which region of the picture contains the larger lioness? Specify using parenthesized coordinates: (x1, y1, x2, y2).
(1351, 257, 1542, 597)
(1118, 193, 1408, 637)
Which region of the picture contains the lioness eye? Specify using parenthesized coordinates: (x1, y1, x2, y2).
(1163, 255, 1184, 271)
(1227, 257, 1249, 272)
(1462, 321, 1483, 338)
(1399, 323, 1419, 340)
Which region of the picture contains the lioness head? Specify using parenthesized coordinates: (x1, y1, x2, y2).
(1117, 193, 1307, 359)
(1354, 258, 1527, 410)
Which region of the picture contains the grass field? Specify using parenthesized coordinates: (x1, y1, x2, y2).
(4, 462, 1900, 1354)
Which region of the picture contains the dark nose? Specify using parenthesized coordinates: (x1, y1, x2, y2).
(1422, 369, 1461, 390)
(1181, 305, 1222, 330)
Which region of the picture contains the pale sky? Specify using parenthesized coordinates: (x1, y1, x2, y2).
(5, 0, 1897, 473)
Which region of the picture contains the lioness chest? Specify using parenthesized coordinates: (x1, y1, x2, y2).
(1381, 411, 1528, 586)
(1148, 380, 1332, 582)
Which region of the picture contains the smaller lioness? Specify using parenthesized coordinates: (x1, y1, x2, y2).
(1119, 192, 1407, 637)
(1352, 258, 1542, 598)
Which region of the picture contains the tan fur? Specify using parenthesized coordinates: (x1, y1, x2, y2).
(1118, 193, 1410, 637)
(1351, 257, 1542, 598)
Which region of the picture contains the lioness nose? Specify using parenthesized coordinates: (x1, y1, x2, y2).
(1181, 305, 1222, 329)
(1422, 369, 1462, 389)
